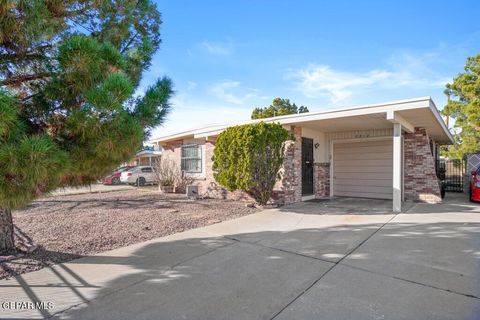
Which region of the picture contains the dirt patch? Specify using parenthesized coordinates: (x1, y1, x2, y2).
(0, 190, 259, 279)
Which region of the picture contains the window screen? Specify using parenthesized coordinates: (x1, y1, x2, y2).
(181, 145, 202, 173)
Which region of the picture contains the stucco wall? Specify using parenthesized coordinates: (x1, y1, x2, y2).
(301, 127, 327, 163)
(325, 128, 394, 160)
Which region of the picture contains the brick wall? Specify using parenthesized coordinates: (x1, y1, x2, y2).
(404, 127, 442, 203)
(162, 140, 253, 201)
(160, 126, 304, 205)
(314, 162, 330, 197)
(199, 141, 253, 201)
(279, 126, 302, 205)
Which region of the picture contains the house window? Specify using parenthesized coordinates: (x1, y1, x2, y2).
(181, 144, 202, 173)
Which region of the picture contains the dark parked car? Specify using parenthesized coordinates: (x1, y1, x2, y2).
(470, 167, 480, 202)
(103, 166, 135, 185)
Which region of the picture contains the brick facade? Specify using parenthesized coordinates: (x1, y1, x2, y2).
(314, 162, 330, 198)
(160, 125, 441, 206)
(162, 140, 253, 201)
(404, 127, 442, 203)
(160, 126, 303, 205)
(200, 141, 254, 201)
(279, 126, 303, 205)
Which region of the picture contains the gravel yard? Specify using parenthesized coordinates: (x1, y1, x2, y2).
(0, 189, 259, 279)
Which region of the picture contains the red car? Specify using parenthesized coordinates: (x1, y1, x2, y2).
(470, 167, 480, 202)
(103, 166, 134, 185)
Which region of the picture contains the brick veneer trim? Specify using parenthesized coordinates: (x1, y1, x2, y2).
(404, 127, 442, 203)
(314, 162, 330, 198)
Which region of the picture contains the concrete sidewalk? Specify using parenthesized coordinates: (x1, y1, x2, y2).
(1, 193, 479, 319)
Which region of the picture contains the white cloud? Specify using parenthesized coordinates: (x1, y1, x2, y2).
(288, 65, 390, 102)
(210, 80, 258, 105)
(186, 81, 197, 90)
(200, 40, 233, 56)
(150, 94, 252, 138)
(287, 54, 449, 103)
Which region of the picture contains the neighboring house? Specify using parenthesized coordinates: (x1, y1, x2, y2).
(125, 145, 162, 166)
(150, 97, 453, 212)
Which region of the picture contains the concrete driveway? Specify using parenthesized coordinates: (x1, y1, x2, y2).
(1, 194, 479, 319)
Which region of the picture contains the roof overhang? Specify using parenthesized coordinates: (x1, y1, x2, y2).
(136, 150, 162, 157)
(151, 97, 454, 145)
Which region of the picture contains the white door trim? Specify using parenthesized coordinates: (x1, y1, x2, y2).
(302, 195, 315, 201)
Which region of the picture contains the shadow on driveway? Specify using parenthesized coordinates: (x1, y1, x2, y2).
(1, 205, 479, 319)
(280, 196, 413, 215)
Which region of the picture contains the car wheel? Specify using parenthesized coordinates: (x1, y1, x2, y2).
(112, 177, 120, 185)
(136, 177, 146, 186)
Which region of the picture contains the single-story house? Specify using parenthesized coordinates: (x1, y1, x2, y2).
(135, 145, 162, 166)
(125, 145, 162, 167)
(150, 97, 453, 212)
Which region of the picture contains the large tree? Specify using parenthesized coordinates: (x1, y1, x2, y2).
(251, 97, 309, 119)
(442, 54, 480, 158)
(0, 1, 173, 253)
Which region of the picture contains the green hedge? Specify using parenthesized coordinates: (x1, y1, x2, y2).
(213, 122, 290, 205)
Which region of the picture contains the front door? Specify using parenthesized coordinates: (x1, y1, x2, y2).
(302, 137, 314, 195)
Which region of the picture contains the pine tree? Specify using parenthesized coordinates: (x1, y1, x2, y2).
(0, 1, 173, 253)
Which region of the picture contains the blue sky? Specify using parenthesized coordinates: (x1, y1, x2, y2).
(144, 0, 480, 138)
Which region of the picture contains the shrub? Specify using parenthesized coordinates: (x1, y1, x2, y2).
(153, 157, 194, 193)
(213, 122, 290, 205)
(153, 157, 176, 188)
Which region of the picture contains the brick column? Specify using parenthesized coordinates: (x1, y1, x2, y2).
(281, 126, 302, 204)
(314, 162, 330, 197)
(404, 128, 442, 203)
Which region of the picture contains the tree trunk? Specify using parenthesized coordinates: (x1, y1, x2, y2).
(0, 208, 15, 254)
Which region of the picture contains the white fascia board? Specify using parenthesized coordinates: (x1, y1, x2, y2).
(149, 132, 194, 144)
(194, 98, 431, 138)
(136, 150, 162, 157)
(156, 97, 435, 141)
(149, 124, 226, 144)
(428, 99, 455, 144)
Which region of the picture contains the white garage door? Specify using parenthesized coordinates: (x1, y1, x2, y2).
(333, 139, 393, 199)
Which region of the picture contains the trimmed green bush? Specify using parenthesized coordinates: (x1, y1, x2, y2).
(213, 122, 290, 205)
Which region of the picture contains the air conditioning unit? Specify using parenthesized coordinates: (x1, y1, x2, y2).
(186, 185, 198, 198)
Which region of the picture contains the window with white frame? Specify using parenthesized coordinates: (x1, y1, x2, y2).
(181, 144, 202, 173)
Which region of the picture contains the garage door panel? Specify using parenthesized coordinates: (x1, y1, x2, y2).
(334, 184, 392, 194)
(334, 172, 392, 180)
(334, 166, 391, 173)
(333, 139, 393, 200)
(334, 191, 393, 200)
(334, 152, 392, 161)
(334, 145, 392, 155)
(336, 140, 395, 148)
(334, 178, 392, 187)
(334, 159, 392, 167)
